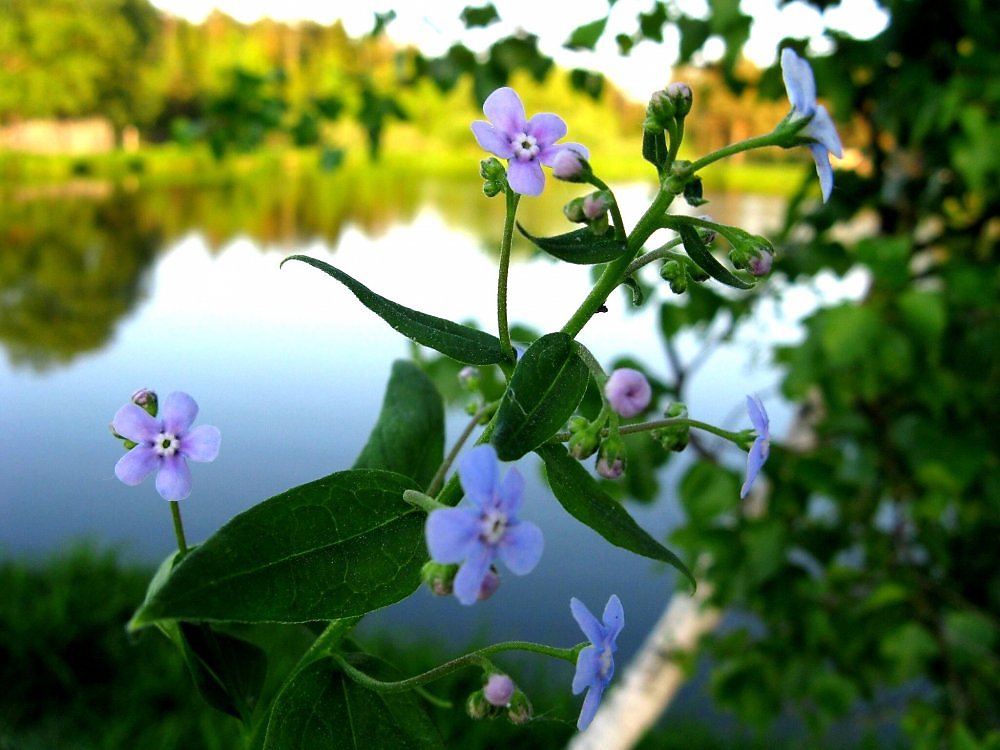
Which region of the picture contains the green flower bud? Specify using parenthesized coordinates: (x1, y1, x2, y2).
(666, 82, 693, 117)
(729, 245, 752, 270)
(564, 196, 587, 223)
(131, 388, 158, 417)
(659, 259, 683, 282)
(644, 89, 675, 132)
(569, 423, 601, 460)
(596, 435, 627, 480)
(668, 273, 688, 295)
(420, 561, 457, 597)
(483, 180, 503, 198)
(507, 691, 534, 725)
(480, 157, 505, 181)
(466, 690, 493, 720)
(651, 402, 690, 452)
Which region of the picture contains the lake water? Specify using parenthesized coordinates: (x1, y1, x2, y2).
(0, 170, 866, 677)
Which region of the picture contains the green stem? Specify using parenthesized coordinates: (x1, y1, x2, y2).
(552, 416, 745, 445)
(497, 190, 520, 363)
(425, 401, 498, 497)
(334, 640, 582, 695)
(169, 500, 188, 557)
(561, 186, 677, 338)
(687, 131, 785, 174)
(626, 237, 684, 275)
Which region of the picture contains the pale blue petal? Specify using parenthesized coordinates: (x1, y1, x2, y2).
(577, 683, 604, 731)
(458, 444, 498, 508)
(115, 445, 159, 485)
(571, 597, 605, 646)
(180, 425, 220, 462)
(497, 520, 543, 575)
(426, 508, 481, 564)
(112, 403, 160, 444)
(572, 646, 600, 694)
(780, 48, 816, 115)
(807, 105, 843, 158)
(453, 547, 494, 606)
(741, 439, 767, 498)
(496, 465, 524, 516)
(156, 454, 192, 501)
(526, 112, 567, 148)
(482, 87, 527, 136)
(507, 159, 544, 196)
(811, 144, 835, 203)
(746, 395, 768, 435)
(162, 392, 198, 435)
(602, 594, 625, 643)
(471, 121, 514, 158)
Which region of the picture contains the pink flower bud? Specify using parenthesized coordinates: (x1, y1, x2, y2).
(484, 674, 516, 706)
(749, 250, 773, 276)
(604, 368, 652, 417)
(551, 148, 587, 181)
(596, 455, 624, 480)
(583, 192, 609, 221)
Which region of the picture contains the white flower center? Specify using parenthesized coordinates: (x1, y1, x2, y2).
(480, 508, 508, 544)
(154, 431, 179, 457)
(512, 132, 539, 160)
(598, 647, 613, 678)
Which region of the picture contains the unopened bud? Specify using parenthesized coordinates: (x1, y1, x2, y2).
(569, 424, 601, 460)
(458, 366, 480, 391)
(749, 249, 773, 276)
(644, 89, 675, 132)
(507, 691, 534, 725)
(583, 191, 610, 221)
(466, 690, 492, 720)
(477, 566, 501, 601)
(729, 245, 752, 270)
(660, 259, 683, 282)
(480, 157, 505, 181)
(483, 180, 503, 198)
(697, 215, 717, 245)
(651, 402, 690, 452)
(564, 196, 587, 223)
(484, 674, 515, 706)
(666, 82, 693, 116)
(551, 148, 590, 182)
(596, 436, 627, 480)
(420, 561, 456, 597)
(131, 388, 158, 417)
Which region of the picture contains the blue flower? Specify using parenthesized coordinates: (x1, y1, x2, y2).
(425, 445, 544, 605)
(741, 394, 771, 498)
(780, 48, 844, 202)
(571, 594, 624, 731)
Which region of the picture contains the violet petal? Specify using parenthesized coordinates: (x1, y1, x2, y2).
(497, 520, 544, 575)
(180, 424, 221, 462)
(507, 159, 545, 196)
(156, 454, 192, 501)
(426, 508, 481, 564)
(482, 86, 527, 136)
(471, 121, 514, 159)
(112, 403, 160, 444)
(114, 445, 160, 486)
(162, 392, 198, 435)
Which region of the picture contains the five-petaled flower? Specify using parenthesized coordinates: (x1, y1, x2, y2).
(780, 48, 844, 203)
(112, 391, 221, 501)
(741, 394, 771, 498)
(472, 87, 588, 197)
(571, 594, 624, 731)
(425, 444, 544, 605)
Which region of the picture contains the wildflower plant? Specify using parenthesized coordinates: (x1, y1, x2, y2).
(114, 48, 839, 746)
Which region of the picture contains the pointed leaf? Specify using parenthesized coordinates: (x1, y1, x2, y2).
(282, 255, 505, 364)
(353, 360, 444, 488)
(537, 443, 695, 588)
(264, 655, 443, 749)
(492, 333, 589, 461)
(131, 470, 425, 627)
(642, 129, 668, 171)
(677, 224, 754, 290)
(518, 224, 628, 265)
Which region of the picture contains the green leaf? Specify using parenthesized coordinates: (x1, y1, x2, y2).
(353, 360, 444, 489)
(642, 129, 668, 171)
(565, 17, 608, 51)
(282, 255, 505, 365)
(492, 333, 589, 461)
(517, 224, 629, 265)
(130, 470, 425, 627)
(677, 224, 754, 290)
(459, 4, 500, 28)
(264, 655, 443, 749)
(537, 443, 695, 588)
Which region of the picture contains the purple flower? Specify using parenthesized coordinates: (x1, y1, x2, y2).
(425, 445, 544, 605)
(471, 87, 588, 197)
(571, 594, 624, 731)
(741, 394, 771, 498)
(112, 392, 220, 501)
(604, 368, 652, 418)
(484, 674, 516, 706)
(780, 48, 844, 203)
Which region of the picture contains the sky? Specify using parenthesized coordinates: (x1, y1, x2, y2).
(148, 0, 888, 101)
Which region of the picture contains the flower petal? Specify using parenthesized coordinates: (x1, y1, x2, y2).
(471, 121, 514, 159)
(180, 424, 221, 462)
(497, 520, 543, 575)
(426, 508, 481, 564)
(453, 547, 494, 606)
(507, 159, 545, 196)
(571, 597, 605, 647)
(114, 445, 159, 486)
(810, 143, 835, 203)
(458, 444, 498, 508)
(538, 142, 589, 166)
(526, 112, 567, 148)
(495, 465, 524, 517)
(806, 105, 843, 158)
(577, 683, 604, 731)
(780, 47, 816, 115)
(162, 392, 198, 435)
(572, 645, 601, 694)
(155, 454, 192, 501)
(741, 438, 767, 498)
(746, 395, 768, 434)
(601, 594, 625, 642)
(112, 403, 160, 444)
(482, 87, 527, 136)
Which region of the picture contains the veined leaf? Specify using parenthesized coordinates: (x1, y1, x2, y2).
(264, 655, 443, 749)
(282, 255, 505, 365)
(492, 333, 589, 461)
(677, 224, 754, 290)
(518, 224, 629, 265)
(353, 360, 444, 489)
(642, 129, 668, 171)
(537, 443, 695, 588)
(130, 470, 425, 627)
